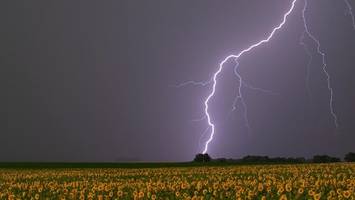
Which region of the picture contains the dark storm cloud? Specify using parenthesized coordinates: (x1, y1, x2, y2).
(1, 0, 354, 161)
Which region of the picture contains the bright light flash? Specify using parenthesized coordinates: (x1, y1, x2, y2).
(202, 0, 298, 154)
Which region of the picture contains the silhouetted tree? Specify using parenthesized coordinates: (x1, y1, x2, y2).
(344, 152, 355, 162)
(242, 155, 269, 163)
(330, 157, 341, 162)
(239, 156, 306, 164)
(194, 154, 211, 162)
(313, 155, 340, 163)
(215, 158, 227, 163)
(295, 157, 306, 163)
(203, 154, 211, 162)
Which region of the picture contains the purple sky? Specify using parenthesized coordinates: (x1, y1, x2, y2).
(1, 0, 355, 161)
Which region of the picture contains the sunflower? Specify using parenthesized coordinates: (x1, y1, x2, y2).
(343, 190, 351, 198)
(313, 192, 321, 200)
(298, 188, 304, 194)
(279, 194, 287, 200)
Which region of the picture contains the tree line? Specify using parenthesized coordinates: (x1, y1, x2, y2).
(193, 152, 355, 163)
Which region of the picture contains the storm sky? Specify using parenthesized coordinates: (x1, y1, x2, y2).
(1, 0, 355, 162)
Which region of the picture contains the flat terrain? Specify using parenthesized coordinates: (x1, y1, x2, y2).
(0, 162, 241, 169)
(0, 163, 354, 199)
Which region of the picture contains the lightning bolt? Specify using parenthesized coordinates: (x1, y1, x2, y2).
(174, 68, 278, 128)
(170, 80, 213, 88)
(299, 31, 313, 100)
(344, 0, 355, 30)
(229, 62, 250, 133)
(173, 74, 276, 126)
(228, 62, 280, 130)
(202, 0, 298, 154)
(176, 0, 350, 154)
(241, 81, 280, 96)
(301, 0, 339, 128)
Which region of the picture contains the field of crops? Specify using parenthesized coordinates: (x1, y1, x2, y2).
(0, 163, 354, 199)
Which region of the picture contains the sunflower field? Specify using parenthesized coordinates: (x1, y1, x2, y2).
(0, 163, 354, 199)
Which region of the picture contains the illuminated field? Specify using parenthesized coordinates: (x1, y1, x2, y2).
(0, 163, 354, 199)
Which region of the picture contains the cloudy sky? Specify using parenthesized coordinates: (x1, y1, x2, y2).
(1, 0, 355, 161)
